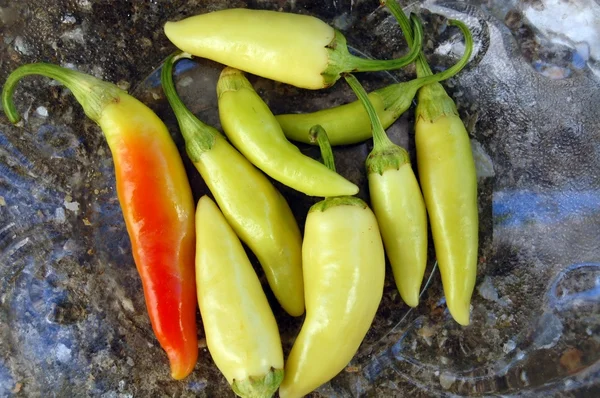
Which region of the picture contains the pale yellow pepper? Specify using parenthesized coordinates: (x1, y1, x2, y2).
(161, 54, 305, 316)
(195, 196, 284, 398)
(386, 0, 478, 325)
(164, 8, 422, 89)
(279, 128, 385, 398)
(216, 67, 358, 198)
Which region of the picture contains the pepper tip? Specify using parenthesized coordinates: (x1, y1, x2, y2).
(447, 301, 471, 326)
(166, 349, 198, 380)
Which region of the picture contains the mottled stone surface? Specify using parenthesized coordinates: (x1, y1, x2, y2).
(1, 0, 599, 397)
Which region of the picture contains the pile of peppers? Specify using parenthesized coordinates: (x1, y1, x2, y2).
(1, 1, 479, 396)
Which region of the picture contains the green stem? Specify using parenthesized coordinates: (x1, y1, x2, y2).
(377, 18, 473, 112)
(160, 52, 218, 161)
(383, 0, 433, 77)
(2, 63, 122, 124)
(344, 74, 393, 151)
(309, 125, 336, 172)
(346, 13, 423, 73)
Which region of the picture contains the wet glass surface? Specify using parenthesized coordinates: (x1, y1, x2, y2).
(1, 1, 599, 396)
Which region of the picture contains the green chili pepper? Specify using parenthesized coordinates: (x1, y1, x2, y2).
(344, 73, 428, 308)
(164, 8, 423, 90)
(386, 0, 478, 325)
(216, 67, 359, 197)
(279, 125, 385, 398)
(276, 15, 473, 146)
(161, 53, 305, 317)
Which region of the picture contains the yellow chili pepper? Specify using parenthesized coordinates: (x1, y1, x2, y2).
(161, 53, 304, 317)
(345, 73, 428, 308)
(195, 195, 284, 398)
(279, 126, 385, 398)
(275, 19, 473, 146)
(164, 8, 422, 90)
(216, 67, 359, 197)
(387, 0, 479, 325)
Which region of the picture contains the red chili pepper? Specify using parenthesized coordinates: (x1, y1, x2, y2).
(2, 63, 198, 379)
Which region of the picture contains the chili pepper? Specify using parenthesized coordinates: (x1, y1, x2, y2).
(161, 53, 305, 316)
(276, 16, 473, 146)
(195, 195, 284, 398)
(216, 67, 359, 197)
(344, 73, 427, 308)
(386, 0, 479, 325)
(163, 8, 423, 90)
(2, 63, 198, 379)
(278, 125, 385, 398)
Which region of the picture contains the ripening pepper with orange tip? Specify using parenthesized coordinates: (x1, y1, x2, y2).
(2, 63, 199, 379)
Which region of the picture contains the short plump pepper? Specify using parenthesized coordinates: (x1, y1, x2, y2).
(161, 53, 304, 316)
(386, 0, 479, 325)
(216, 67, 359, 197)
(2, 63, 198, 379)
(195, 195, 284, 398)
(345, 73, 428, 308)
(164, 8, 422, 90)
(276, 15, 473, 146)
(278, 126, 385, 398)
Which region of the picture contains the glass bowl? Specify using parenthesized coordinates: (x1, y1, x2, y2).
(1, 0, 599, 396)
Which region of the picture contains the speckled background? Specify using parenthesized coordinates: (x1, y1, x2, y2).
(1, 0, 599, 397)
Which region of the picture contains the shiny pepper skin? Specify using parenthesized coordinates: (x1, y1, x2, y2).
(2, 63, 198, 379)
(164, 8, 422, 90)
(195, 196, 284, 398)
(279, 197, 385, 398)
(275, 18, 472, 147)
(415, 90, 479, 325)
(161, 54, 305, 316)
(216, 67, 359, 198)
(345, 72, 429, 308)
(386, 0, 479, 325)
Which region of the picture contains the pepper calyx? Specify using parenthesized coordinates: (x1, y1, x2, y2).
(231, 368, 284, 398)
(309, 196, 368, 213)
(216, 67, 254, 97)
(321, 30, 351, 88)
(416, 82, 458, 123)
(366, 145, 411, 175)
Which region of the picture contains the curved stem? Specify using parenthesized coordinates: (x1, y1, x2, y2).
(344, 74, 393, 151)
(160, 52, 217, 161)
(346, 13, 423, 73)
(309, 125, 336, 173)
(383, 0, 433, 77)
(412, 20, 472, 87)
(2, 63, 121, 124)
(377, 19, 473, 110)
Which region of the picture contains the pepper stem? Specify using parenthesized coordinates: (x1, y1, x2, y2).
(376, 18, 473, 113)
(2, 63, 122, 124)
(309, 125, 336, 173)
(382, 0, 433, 77)
(322, 14, 423, 86)
(160, 52, 218, 161)
(345, 73, 410, 175)
(348, 14, 422, 73)
(384, 0, 468, 121)
(344, 74, 393, 151)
